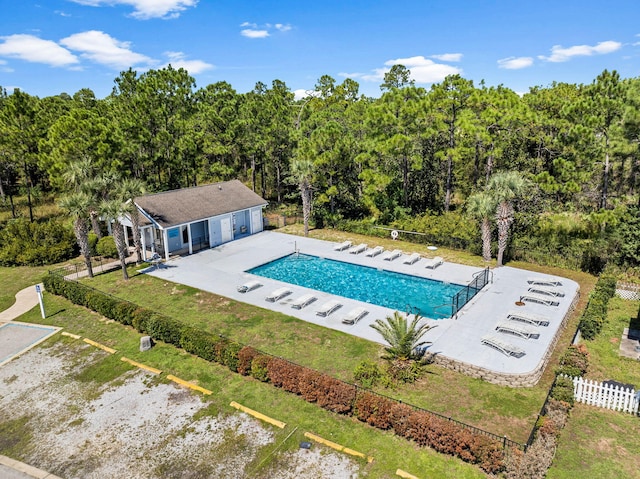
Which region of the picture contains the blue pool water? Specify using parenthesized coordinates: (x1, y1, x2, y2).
(248, 254, 465, 318)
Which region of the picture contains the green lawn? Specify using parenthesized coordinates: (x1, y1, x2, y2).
(547, 296, 640, 478)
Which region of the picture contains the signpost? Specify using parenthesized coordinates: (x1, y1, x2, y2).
(35, 284, 45, 319)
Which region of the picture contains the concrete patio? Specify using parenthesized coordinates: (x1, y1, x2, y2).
(144, 231, 579, 383)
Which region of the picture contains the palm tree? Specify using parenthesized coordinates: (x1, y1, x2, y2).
(62, 157, 104, 239)
(59, 192, 94, 278)
(117, 178, 146, 264)
(100, 198, 130, 280)
(488, 171, 530, 267)
(369, 311, 433, 360)
(290, 157, 314, 237)
(466, 191, 495, 262)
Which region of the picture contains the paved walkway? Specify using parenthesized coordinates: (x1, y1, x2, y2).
(0, 289, 63, 479)
(0, 285, 40, 322)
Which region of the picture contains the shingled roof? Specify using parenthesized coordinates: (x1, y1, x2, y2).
(135, 180, 267, 229)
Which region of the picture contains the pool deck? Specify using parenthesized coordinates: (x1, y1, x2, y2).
(145, 231, 579, 380)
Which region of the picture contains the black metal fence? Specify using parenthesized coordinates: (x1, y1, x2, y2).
(451, 267, 491, 318)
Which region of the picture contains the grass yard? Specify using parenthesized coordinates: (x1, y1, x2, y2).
(547, 297, 640, 478)
(0, 265, 51, 311)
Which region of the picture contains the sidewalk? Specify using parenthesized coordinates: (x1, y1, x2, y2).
(0, 285, 39, 322)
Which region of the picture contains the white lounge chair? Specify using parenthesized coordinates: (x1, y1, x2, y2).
(527, 276, 562, 287)
(316, 299, 342, 317)
(495, 321, 539, 339)
(527, 286, 565, 297)
(382, 249, 402, 261)
(403, 253, 421, 265)
(237, 280, 262, 293)
(333, 240, 352, 251)
(506, 310, 550, 327)
(265, 287, 292, 302)
(291, 293, 317, 310)
(481, 335, 526, 358)
(365, 246, 384, 257)
(341, 307, 368, 325)
(424, 256, 444, 269)
(349, 243, 368, 254)
(519, 293, 559, 307)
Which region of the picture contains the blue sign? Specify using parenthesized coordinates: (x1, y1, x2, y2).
(35, 284, 41, 293)
(168, 228, 179, 238)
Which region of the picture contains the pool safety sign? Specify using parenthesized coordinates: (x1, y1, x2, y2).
(35, 284, 46, 319)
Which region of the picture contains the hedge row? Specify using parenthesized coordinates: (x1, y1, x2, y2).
(43, 273, 506, 473)
(577, 275, 617, 340)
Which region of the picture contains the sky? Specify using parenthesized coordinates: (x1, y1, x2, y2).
(0, 0, 639, 100)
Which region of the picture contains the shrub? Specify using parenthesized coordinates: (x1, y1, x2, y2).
(237, 346, 259, 376)
(555, 344, 589, 377)
(316, 375, 356, 414)
(354, 391, 395, 429)
(179, 326, 216, 361)
(298, 368, 323, 402)
(578, 274, 618, 340)
(221, 340, 242, 372)
(549, 375, 575, 405)
(0, 219, 76, 266)
(267, 357, 303, 394)
(96, 236, 118, 258)
(250, 354, 270, 382)
(386, 359, 423, 383)
(353, 360, 383, 388)
(389, 402, 415, 438)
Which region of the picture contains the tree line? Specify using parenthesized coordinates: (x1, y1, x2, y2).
(1, 65, 639, 272)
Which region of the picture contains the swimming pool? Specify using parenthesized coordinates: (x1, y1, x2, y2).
(248, 254, 465, 318)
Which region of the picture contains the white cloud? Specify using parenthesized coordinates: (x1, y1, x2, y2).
(240, 21, 292, 38)
(274, 24, 292, 32)
(60, 30, 153, 69)
(431, 53, 463, 62)
(163, 51, 213, 74)
(384, 56, 462, 83)
(241, 29, 269, 39)
(0, 34, 79, 66)
(70, 0, 198, 20)
(341, 56, 461, 85)
(497, 56, 534, 69)
(538, 40, 622, 62)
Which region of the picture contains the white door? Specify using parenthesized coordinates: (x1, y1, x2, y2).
(251, 209, 262, 233)
(220, 217, 232, 243)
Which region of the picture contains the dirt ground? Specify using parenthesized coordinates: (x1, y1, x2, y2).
(0, 339, 360, 479)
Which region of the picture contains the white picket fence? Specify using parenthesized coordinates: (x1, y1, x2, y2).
(567, 375, 639, 415)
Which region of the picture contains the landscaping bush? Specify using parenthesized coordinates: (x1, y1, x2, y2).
(386, 359, 423, 383)
(353, 360, 383, 388)
(578, 274, 618, 340)
(555, 344, 589, 377)
(96, 236, 118, 258)
(179, 325, 216, 361)
(354, 391, 395, 429)
(298, 368, 323, 402)
(220, 340, 242, 372)
(267, 357, 303, 394)
(549, 375, 575, 405)
(250, 354, 270, 382)
(315, 374, 356, 414)
(237, 346, 259, 376)
(0, 219, 76, 266)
